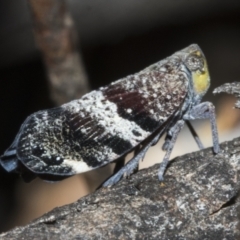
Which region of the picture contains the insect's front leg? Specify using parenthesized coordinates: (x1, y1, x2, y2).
(158, 120, 185, 181)
(183, 101, 220, 154)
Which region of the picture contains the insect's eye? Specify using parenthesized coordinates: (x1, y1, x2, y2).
(186, 55, 204, 72)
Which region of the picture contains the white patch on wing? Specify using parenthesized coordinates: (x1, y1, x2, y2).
(64, 91, 151, 146)
(63, 159, 93, 173)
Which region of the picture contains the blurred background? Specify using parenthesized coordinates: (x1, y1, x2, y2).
(0, 0, 240, 232)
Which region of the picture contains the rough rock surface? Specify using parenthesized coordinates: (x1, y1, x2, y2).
(1, 137, 240, 239)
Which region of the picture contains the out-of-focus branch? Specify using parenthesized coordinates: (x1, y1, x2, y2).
(214, 82, 240, 109)
(28, 0, 89, 105)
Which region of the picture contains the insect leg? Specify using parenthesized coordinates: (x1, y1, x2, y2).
(183, 101, 220, 154)
(162, 121, 181, 151)
(163, 121, 204, 151)
(186, 121, 204, 150)
(162, 133, 172, 151)
(158, 120, 185, 181)
(102, 130, 164, 187)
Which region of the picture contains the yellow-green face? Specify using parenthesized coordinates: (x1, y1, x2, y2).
(184, 47, 210, 96)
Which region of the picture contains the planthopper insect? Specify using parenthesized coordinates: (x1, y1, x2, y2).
(0, 44, 220, 186)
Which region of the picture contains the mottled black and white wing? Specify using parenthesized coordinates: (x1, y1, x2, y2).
(1, 52, 189, 181)
(16, 70, 188, 176)
(0, 44, 221, 184)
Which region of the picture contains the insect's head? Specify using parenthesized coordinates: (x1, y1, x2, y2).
(182, 44, 210, 97)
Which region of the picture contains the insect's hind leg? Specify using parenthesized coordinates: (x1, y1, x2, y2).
(183, 101, 220, 154)
(102, 130, 164, 187)
(158, 120, 185, 181)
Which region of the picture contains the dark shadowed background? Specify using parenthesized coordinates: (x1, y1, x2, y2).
(0, 0, 240, 232)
